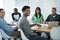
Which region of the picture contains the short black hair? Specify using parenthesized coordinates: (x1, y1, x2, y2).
(0, 9, 4, 12)
(22, 6, 30, 12)
(14, 8, 18, 10)
(52, 7, 56, 11)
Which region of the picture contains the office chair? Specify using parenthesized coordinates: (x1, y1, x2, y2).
(18, 28, 29, 40)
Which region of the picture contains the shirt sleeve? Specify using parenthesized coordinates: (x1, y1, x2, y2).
(45, 15, 50, 22)
(29, 24, 37, 27)
(20, 19, 37, 36)
(18, 13, 21, 18)
(59, 15, 60, 25)
(0, 18, 16, 35)
(17, 13, 21, 20)
(12, 13, 15, 20)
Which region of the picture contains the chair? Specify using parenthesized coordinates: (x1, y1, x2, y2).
(50, 27, 60, 40)
(0, 31, 2, 40)
(0, 29, 16, 40)
(18, 28, 29, 40)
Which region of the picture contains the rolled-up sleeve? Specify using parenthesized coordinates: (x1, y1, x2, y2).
(0, 18, 16, 35)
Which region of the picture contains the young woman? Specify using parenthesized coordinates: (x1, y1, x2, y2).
(32, 7, 44, 36)
(32, 7, 44, 23)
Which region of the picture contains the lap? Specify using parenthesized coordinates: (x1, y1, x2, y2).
(29, 35, 47, 40)
(10, 31, 21, 37)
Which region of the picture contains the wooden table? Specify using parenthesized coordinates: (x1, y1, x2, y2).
(31, 25, 52, 33)
(31, 26, 52, 40)
(31, 25, 60, 33)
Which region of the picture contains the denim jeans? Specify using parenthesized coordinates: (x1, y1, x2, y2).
(29, 35, 47, 40)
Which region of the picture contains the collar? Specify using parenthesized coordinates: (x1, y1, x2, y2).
(0, 16, 4, 18)
(23, 14, 27, 18)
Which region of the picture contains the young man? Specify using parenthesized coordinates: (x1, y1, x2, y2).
(46, 7, 60, 25)
(0, 9, 21, 40)
(20, 6, 47, 40)
(12, 8, 21, 22)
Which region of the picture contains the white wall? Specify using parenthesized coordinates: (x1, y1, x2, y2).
(15, 0, 60, 22)
(1, 0, 60, 23)
(3, 0, 15, 23)
(0, 0, 3, 8)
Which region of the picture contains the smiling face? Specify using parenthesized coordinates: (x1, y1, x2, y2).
(23, 8, 30, 16)
(36, 9, 40, 15)
(52, 8, 56, 15)
(14, 8, 18, 13)
(22, 6, 30, 16)
(0, 9, 5, 18)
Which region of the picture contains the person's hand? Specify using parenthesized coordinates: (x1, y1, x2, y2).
(16, 25, 19, 29)
(9, 24, 15, 26)
(36, 24, 41, 27)
(15, 23, 19, 29)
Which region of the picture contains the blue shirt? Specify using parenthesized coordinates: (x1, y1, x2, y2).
(46, 14, 60, 25)
(0, 17, 16, 35)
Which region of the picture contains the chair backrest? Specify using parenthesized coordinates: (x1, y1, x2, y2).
(0, 30, 2, 40)
(50, 27, 60, 40)
(18, 28, 29, 40)
(0, 29, 15, 39)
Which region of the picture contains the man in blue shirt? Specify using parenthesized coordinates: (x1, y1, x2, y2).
(45, 7, 60, 40)
(0, 9, 21, 39)
(46, 7, 60, 25)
